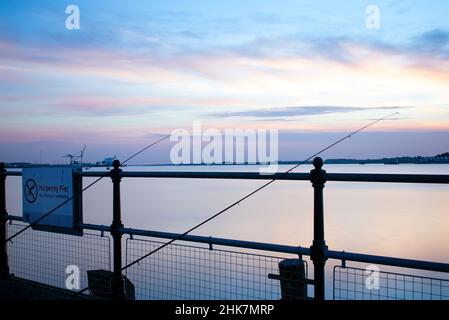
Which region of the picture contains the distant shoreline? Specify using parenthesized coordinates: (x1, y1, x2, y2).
(5, 155, 449, 168)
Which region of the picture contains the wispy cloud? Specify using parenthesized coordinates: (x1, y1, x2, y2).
(411, 29, 449, 58)
(209, 106, 411, 119)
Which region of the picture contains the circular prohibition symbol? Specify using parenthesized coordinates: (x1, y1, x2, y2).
(24, 178, 39, 203)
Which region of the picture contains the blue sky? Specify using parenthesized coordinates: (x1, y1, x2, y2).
(1, 1, 449, 163)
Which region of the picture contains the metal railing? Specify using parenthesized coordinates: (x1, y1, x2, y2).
(333, 265, 449, 300)
(125, 237, 305, 300)
(7, 222, 111, 293)
(1, 159, 449, 300)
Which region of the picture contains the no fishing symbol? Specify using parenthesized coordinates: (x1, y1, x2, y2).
(24, 179, 38, 203)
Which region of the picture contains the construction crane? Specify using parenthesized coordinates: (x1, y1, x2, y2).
(63, 145, 86, 165)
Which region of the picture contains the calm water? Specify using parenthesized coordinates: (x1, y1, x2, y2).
(5, 164, 449, 299)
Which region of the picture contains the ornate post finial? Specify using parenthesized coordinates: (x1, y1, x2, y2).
(313, 157, 323, 170)
(112, 159, 121, 170)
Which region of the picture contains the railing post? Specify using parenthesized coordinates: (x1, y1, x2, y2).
(72, 168, 83, 230)
(0, 162, 9, 279)
(310, 157, 327, 300)
(110, 159, 124, 300)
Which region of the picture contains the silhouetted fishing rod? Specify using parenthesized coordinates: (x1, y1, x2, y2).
(74, 112, 399, 298)
(5, 134, 171, 243)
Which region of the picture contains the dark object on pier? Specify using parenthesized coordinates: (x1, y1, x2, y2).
(87, 269, 135, 300)
(269, 258, 308, 300)
(279, 259, 308, 299)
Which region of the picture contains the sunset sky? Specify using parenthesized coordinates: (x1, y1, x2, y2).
(1, 0, 449, 163)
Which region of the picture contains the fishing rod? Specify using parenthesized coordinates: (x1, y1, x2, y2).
(5, 134, 171, 243)
(73, 112, 399, 298)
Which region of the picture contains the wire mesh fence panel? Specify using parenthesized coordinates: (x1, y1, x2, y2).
(125, 238, 305, 300)
(7, 222, 111, 294)
(333, 265, 449, 300)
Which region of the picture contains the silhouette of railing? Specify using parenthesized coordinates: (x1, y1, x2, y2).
(7, 222, 111, 292)
(1, 160, 449, 300)
(333, 265, 449, 300)
(125, 237, 306, 300)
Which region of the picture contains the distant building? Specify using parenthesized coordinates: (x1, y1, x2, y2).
(102, 156, 116, 166)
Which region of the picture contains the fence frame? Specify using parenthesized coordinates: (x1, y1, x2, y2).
(333, 264, 449, 300)
(6, 220, 112, 293)
(124, 236, 307, 300)
(1, 158, 449, 300)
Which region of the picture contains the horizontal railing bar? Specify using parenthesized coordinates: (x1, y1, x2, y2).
(2, 171, 21, 176)
(327, 250, 449, 273)
(325, 173, 449, 184)
(7, 215, 23, 222)
(72, 171, 449, 183)
(3, 170, 449, 184)
(7, 215, 449, 273)
(7, 215, 306, 255)
(78, 171, 311, 180)
(80, 223, 111, 232)
(120, 227, 309, 256)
